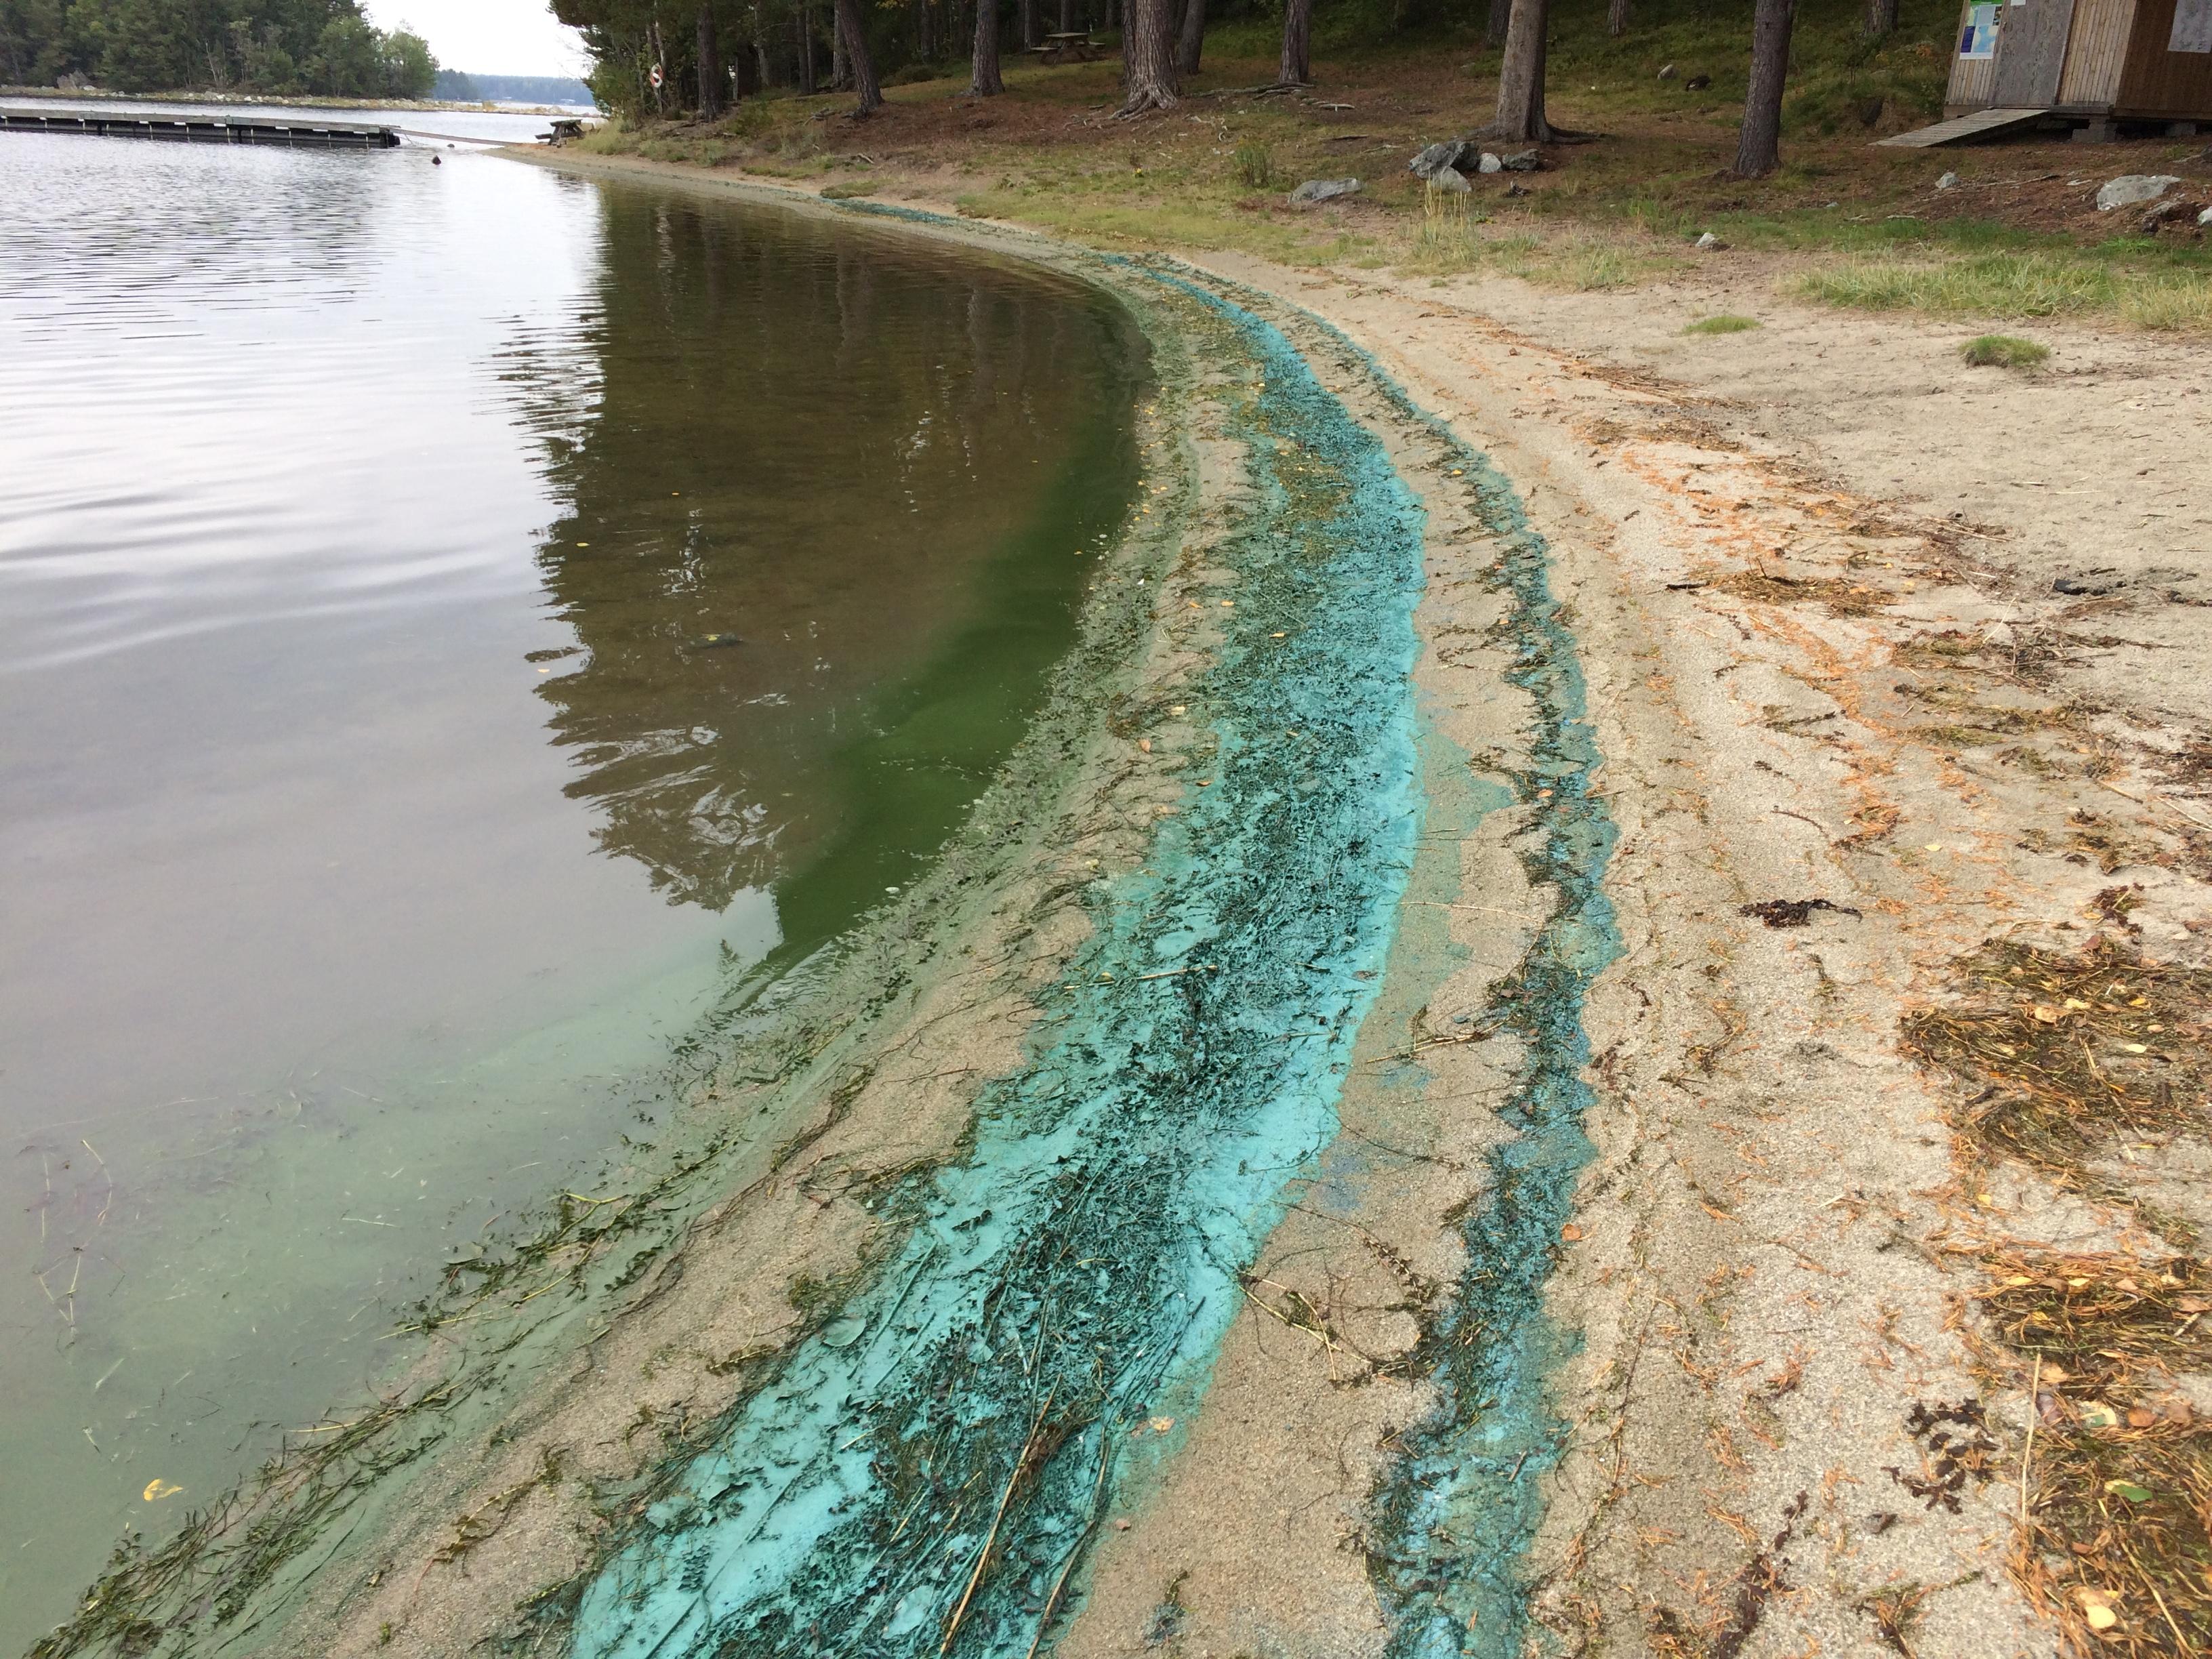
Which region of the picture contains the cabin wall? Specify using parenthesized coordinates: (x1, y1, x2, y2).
(1948, 0, 1999, 108)
(2058, 0, 2134, 104)
(2117, 0, 2212, 114)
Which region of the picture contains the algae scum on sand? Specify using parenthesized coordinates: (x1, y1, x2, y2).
(555, 263, 1619, 1659)
(562, 273, 1432, 1659)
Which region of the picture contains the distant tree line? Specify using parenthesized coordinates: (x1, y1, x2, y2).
(558, 0, 1910, 176)
(432, 67, 597, 104)
(0, 0, 437, 96)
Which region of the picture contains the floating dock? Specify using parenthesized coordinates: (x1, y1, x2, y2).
(0, 110, 400, 148)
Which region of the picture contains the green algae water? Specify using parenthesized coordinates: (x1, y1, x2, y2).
(0, 138, 1140, 1653)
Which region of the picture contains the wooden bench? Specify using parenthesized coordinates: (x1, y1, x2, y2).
(1026, 32, 1104, 63)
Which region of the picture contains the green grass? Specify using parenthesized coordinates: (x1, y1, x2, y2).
(1231, 141, 1278, 190)
(1959, 333, 2050, 368)
(1684, 313, 1761, 334)
(1799, 252, 2212, 329)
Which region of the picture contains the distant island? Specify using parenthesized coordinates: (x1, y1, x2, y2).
(3, 0, 435, 98)
(432, 70, 596, 107)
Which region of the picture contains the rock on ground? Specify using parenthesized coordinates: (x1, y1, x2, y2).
(2095, 172, 2181, 210)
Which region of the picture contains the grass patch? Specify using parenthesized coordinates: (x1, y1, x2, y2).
(1961, 333, 2049, 368)
(1684, 313, 1761, 335)
(1408, 178, 1483, 271)
(1801, 254, 2212, 332)
(1231, 140, 1278, 191)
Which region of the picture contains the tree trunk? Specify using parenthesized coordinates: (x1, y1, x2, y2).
(1277, 0, 1311, 84)
(1491, 0, 1555, 141)
(835, 0, 884, 111)
(832, 12, 848, 89)
(1485, 0, 1509, 49)
(1059, 0, 1073, 32)
(915, 0, 932, 58)
(738, 37, 762, 95)
(972, 0, 1004, 91)
(1117, 0, 1176, 110)
(797, 3, 817, 93)
(1175, 0, 1204, 75)
(1863, 0, 1896, 34)
(1733, 0, 1794, 176)
(1607, 0, 1629, 37)
(1021, 0, 1039, 48)
(697, 5, 724, 116)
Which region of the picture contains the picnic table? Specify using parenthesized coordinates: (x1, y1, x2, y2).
(539, 118, 587, 145)
(1027, 31, 1104, 62)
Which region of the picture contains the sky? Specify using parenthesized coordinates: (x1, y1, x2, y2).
(363, 1, 590, 78)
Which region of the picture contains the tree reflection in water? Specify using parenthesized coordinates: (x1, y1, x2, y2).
(499, 186, 1145, 947)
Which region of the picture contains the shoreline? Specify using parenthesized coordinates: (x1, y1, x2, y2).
(42, 145, 2212, 1658)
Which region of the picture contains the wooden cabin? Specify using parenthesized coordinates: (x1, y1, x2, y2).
(1944, 0, 2212, 131)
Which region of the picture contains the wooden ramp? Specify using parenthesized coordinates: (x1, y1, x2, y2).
(1876, 106, 2053, 148)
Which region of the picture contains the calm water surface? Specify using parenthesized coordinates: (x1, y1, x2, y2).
(0, 134, 1141, 1648)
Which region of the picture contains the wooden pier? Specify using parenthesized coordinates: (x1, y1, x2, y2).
(0, 109, 400, 148)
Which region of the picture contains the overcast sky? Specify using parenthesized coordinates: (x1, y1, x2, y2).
(363, 1, 589, 78)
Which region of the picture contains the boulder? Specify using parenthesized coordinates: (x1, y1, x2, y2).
(2200, 205, 2212, 226)
(1694, 230, 1725, 250)
(2095, 173, 2181, 211)
(1477, 151, 1504, 173)
(1499, 148, 1542, 171)
(1657, 62, 1678, 79)
(1936, 170, 1959, 190)
(1408, 140, 1474, 180)
(1429, 165, 1474, 193)
(1290, 177, 1362, 205)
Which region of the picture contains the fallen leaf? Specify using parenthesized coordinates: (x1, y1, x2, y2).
(2077, 1589, 2118, 1631)
(2033, 1005, 2062, 1024)
(142, 1481, 182, 1502)
(1560, 1223, 1584, 1242)
(2080, 1401, 2122, 1431)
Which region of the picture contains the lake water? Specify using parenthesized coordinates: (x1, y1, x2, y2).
(0, 131, 1141, 1650)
